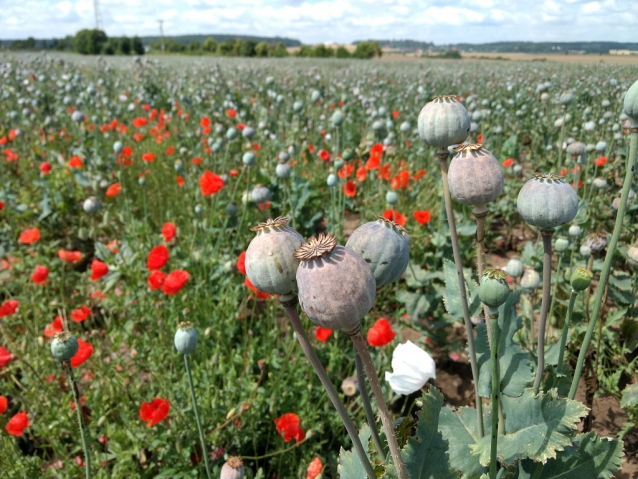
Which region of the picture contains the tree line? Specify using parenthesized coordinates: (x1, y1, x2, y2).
(5, 30, 144, 56)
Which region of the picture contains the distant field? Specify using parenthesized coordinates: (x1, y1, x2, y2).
(381, 50, 638, 64)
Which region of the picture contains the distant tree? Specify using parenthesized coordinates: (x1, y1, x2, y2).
(132, 36, 144, 55)
(352, 41, 375, 59)
(255, 41, 269, 57)
(202, 37, 217, 53)
(217, 41, 234, 56)
(10, 37, 37, 50)
(296, 44, 313, 57)
(371, 41, 382, 58)
(313, 44, 334, 58)
(188, 40, 201, 52)
(120, 36, 131, 55)
(269, 42, 289, 57)
(102, 39, 116, 55)
(335, 46, 350, 58)
(73, 29, 108, 55)
(240, 40, 257, 57)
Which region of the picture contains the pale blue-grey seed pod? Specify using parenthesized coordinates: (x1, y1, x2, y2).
(327, 173, 338, 187)
(418, 95, 470, 147)
(83, 196, 102, 215)
(242, 152, 256, 166)
(520, 269, 541, 289)
(517, 173, 578, 231)
(568, 224, 582, 237)
(174, 322, 198, 355)
(226, 127, 237, 140)
(293, 100, 304, 113)
(448, 144, 503, 208)
(559, 92, 573, 106)
(580, 245, 591, 258)
(71, 110, 85, 122)
(385, 191, 399, 205)
(251, 185, 270, 203)
(330, 109, 345, 127)
(278, 151, 290, 163)
(555, 237, 569, 253)
(275, 163, 291, 179)
(51, 332, 79, 361)
(242, 126, 255, 139)
(566, 141, 586, 157)
(345, 216, 409, 287)
(595, 141, 607, 152)
(506, 258, 524, 278)
(310, 90, 321, 102)
(623, 79, 638, 125)
(113, 141, 123, 154)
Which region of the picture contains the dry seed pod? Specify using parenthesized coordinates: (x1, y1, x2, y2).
(448, 143, 503, 208)
(516, 173, 578, 230)
(220, 457, 245, 479)
(417, 95, 470, 147)
(295, 233, 375, 334)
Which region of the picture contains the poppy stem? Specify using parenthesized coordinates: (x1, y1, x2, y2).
(533, 229, 554, 393)
(354, 344, 386, 458)
(553, 290, 578, 388)
(64, 362, 91, 479)
(488, 310, 501, 479)
(280, 298, 377, 479)
(183, 355, 212, 479)
(474, 206, 492, 342)
(350, 331, 408, 479)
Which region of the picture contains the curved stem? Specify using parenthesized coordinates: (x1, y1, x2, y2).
(439, 151, 484, 438)
(350, 332, 407, 479)
(354, 345, 386, 458)
(184, 355, 212, 479)
(533, 230, 554, 393)
(65, 362, 91, 479)
(488, 311, 501, 479)
(280, 299, 376, 479)
(553, 291, 578, 388)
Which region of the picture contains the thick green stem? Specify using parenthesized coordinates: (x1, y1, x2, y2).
(554, 291, 578, 388)
(65, 362, 91, 479)
(546, 252, 564, 344)
(475, 207, 492, 342)
(489, 311, 501, 479)
(533, 230, 554, 393)
(280, 299, 376, 479)
(439, 151, 484, 438)
(350, 332, 408, 479)
(184, 355, 212, 479)
(569, 128, 638, 399)
(354, 345, 385, 458)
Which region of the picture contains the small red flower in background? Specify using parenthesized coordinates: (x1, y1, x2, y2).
(31, 265, 49, 284)
(139, 398, 170, 427)
(147, 245, 169, 270)
(18, 228, 40, 245)
(307, 457, 323, 479)
(226, 108, 237, 119)
(356, 166, 367, 182)
(165, 145, 175, 156)
(477, 133, 484, 143)
(40, 162, 52, 174)
(148, 270, 166, 290)
(58, 250, 82, 263)
(244, 277, 269, 299)
(502, 158, 514, 168)
(365, 143, 383, 171)
(71, 306, 91, 323)
(199, 171, 224, 196)
(274, 413, 305, 443)
(142, 152, 156, 163)
(343, 181, 357, 198)
(69, 156, 83, 168)
(560, 168, 567, 176)
(594, 156, 607, 167)
(132, 117, 149, 128)
(132, 132, 143, 142)
(382, 209, 406, 227)
(0, 346, 12, 368)
(176, 175, 185, 187)
(191, 157, 202, 165)
(200, 117, 210, 128)
(162, 222, 176, 242)
(338, 163, 354, 179)
(413, 210, 431, 225)
(44, 316, 63, 338)
(0, 396, 7, 415)
(367, 318, 396, 347)
(237, 251, 247, 275)
(413, 169, 426, 181)
(106, 183, 122, 197)
(0, 300, 19, 317)
(70, 339, 93, 368)
(5, 411, 29, 437)
(319, 149, 331, 161)
(391, 170, 410, 190)
(90, 260, 109, 280)
(308, 144, 315, 153)
(162, 270, 189, 295)
(315, 327, 332, 342)
(107, 240, 119, 254)
(392, 110, 399, 119)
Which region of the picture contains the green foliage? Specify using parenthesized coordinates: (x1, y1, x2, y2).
(352, 41, 382, 59)
(188, 40, 201, 52)
(296, 45, 314, 57)
(255, 41, 269, 57)
(72, 29, 108, 55)
(337, 425, 372, 479)
(132, 35, 144, 55)
(269, 42, 289, 57)
(442, 259, 482, 321)
(9, 37, 37, 50)
(313, 44, 335, 58)
(336, 46, 351, 58)
(217, 41, 234, 56)
(120, 36, 132, 55)
(621, 382, 638, 408)
(202, 37, 218, 53)
(439, 406, 488, 479)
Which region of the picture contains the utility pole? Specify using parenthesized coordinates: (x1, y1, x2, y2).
(158, 20, 165, 53)
(93, 0, 102, 30)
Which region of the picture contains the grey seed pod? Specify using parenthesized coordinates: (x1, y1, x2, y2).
(226, 203, 239, 217)
(584, 233, 607, 253)
(341, 377, 358, 396)
(385, 191, 398, 205)
(568, 224, 582, 237)
(242, 152, 256, 166)
(174, 322, 198, 355)
(517, 173, 578, 231)
(220, 457, 245, 479)
(327, 173, 338, 188)
(251, 185, 271, 204)
(505, 258, 524, 278)
(51, 332, 79, 361)
(275, 163, 291, 179)
(83, 197, 102, 215)
(580, 245, 591, 258)
(242, 126, 255, 139)
(448, 144, 503, 207)
(555, 237, 569, 253)
(113, 141, 123, 154)
(278, 150, 290, 163)
(520, 269, 541, 289)
(418, 95, 470, 147)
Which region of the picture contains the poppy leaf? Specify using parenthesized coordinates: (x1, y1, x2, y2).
(438, 405, 488, 479)
(337, 424, 372, 479)
(442, 259, 481, 322)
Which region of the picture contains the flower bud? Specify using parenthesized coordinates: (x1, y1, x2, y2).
(478, 269, 510, 310)
(570, 268, 593, 292)
(554, 237, 569, 253)
(174, 322, 198, 355)
(568, 224, 582, 237)
(51, 331, 79, 361)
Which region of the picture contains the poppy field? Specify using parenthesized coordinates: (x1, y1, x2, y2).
(0, 52, 638, 479)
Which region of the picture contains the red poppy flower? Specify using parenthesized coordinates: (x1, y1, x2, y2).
(70, 339, 93, 368)
(502, 158, 514, 168)
(147, 245, 169, 270)
(18, 228, 40, 245)
(343, 181, 357, 198)
(90, 260, 109, 280)
(106, 183, 122, 197)
(0, 201, 4, 211)
(244, 277, 270, 299)
(132, 132, 143, 142)
(58, 250, 82, 263)
(139, 398, 170, 427)
(162, 222, 176, 242)
(356, 167, 367, 182)
(338, 163, 354, 179)
(142, 152, 156, 163)
(378, 164, 391, 181)
(0, 396, 7, 415)
(413, 169, 426, 181)
(307, 457, 323, 479)
(132, 117, 149, 128)
(107, 240, 119, 254)
(176, 175, 185, 187)
(477, 133, 484, 143)
(391, 170, 410, 190)
(200, 117, 210, 128)
(560, 168, 567, 176)
(40, 162, 52, 174)
(365, 154, 380, 171)
(0, 346, 12, 369)
(226, 108, 237, 119)
(148, 270, 167, 290)
(191, 157, 202, 165)
(71, 306, 91, 323)
(166, 145, 175, 155)
(308, 144, 315, 153)
(199, 171, 224, 196)
(237, 251, 247, 275)
(5, 411, 29, 437)
(382, 209, 406, 227)
(319, 149, 331, 161)
(69, 156, 83, 168)
(315, 327, 332, 342)
(413, 210, 431, 225)
(594, 156, 607, 167)
(31, 265, 49, 285)
(229, 169, 240, 177)
(367, 318, 396, 347)
(162, 270, 189, 295)
(274, 413, 305, 443)
(44, 316, 63, 338)
(0, 300, 19, 318)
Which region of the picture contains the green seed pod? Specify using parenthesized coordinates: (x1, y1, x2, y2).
(342, 149, 353, 161)
(275, 163, 291, 179)
(51, 331, 79, 361)
(385, 191, 398, 205)
(221, 457, 245, 479)
(517, 173, 578, 231)
(246, 217, 303, 295)
(174, 322, 198, 355)
(505, 258, 524, 278)
(327, 173, 338, 188)
(226, 202, 238, 217)
(580, 245, 591, 258)
(242, 152, 256, 166)
(478, 269, 510, 310)
(345, 216, 409, 287)
(330, 109, 345, 127)
(568, 224, 582, 237)
(418, 95, 470, 147)
(559, 92, 573, 106)
(296, 233, 375, 334)
(520, 269, 541, 289)
(448, 143, 503, 207)
(623, 79, 638, 126)
(570, 268, 593, 292)
(555, 237, 569, 253)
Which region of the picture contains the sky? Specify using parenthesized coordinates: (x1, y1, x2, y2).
(0, 0, 635, 45)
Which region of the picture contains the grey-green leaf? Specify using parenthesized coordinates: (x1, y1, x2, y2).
(443, 259, 481, 321)
(439, 406, 488, 479)
(338, 425, 372, 479)
(620, 382, 638, 408)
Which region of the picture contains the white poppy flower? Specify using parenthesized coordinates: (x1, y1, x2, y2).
(385, 341, 436, 395)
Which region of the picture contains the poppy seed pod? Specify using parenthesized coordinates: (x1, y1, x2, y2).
(417, 95, 470, 147)
(506, 258, 524, 278)
(568, 224, 582, 237)
(517, 173, 578, 231)
(555, 237, 569, 253)
(51, 331, 79, 361)
(174, 322, 198, 355)
(327, 173, 338, 188)
(626, 245, 638, 269)
(584, 233, 607, 253)
(113, 141, 123, 154)
(559, 92, 573, 106)
(220, 457, 245, 479)
(341, 376, 358, 396)
(226, 202, 238, 217)
(478, 269, 510, 311)
(623, 79, 638, 125)
(275, 163, 291, 179)
(566, 141, 586, 157)
(278, 151, 290, 163)
(330, 109, 345, 127)
(242, 126, 255, 139)
(345, 216, 410, 287)
(246, 217, 303, 295)
(385, 191, 399, 205)
(448, 143, 503, 209)
(296, 233, 376, 334)
(570, 268, 593, 292)
(520, 269, 541, 289)
(251, 185, 271, 204)
(580, 245, 591, 258)
(83, 197, 102, 215)
(242, 152, 256, 166)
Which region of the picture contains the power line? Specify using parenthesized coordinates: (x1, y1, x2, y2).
(93, 0, 102, 30)
(158, 20, 165, 53)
